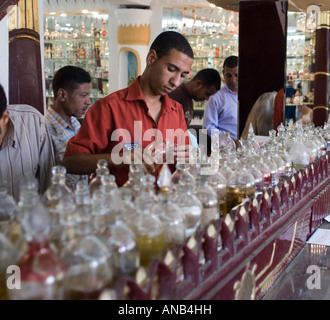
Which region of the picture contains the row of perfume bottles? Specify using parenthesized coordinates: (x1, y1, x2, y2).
(177, 9, 238, 37)
(44, 39, 109, 61)
(287, 67, 315, 82)
(0, 161, 224, 300)
(286, 38, 314, 58)
(1, 121, 329, 300)
(44, 19, 108, 40)
(190, 38, 238, 59)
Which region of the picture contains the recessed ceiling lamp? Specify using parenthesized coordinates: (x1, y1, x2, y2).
(91, 11, 99, 15)
(49, 12, 56, 15)
(60, 13, 67, 17)
(82, 9, 89, 14)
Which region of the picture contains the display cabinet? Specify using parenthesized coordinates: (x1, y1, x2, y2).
(43, 15, 109, 108)
(285, 12, 316, 125)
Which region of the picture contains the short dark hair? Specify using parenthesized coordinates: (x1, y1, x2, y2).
(150, 31, 194, 60)
(52, 66, 91, 97)
(223, 55, 238, 69)
(0, 84, 7, 119)
(193, 68, 221, 91)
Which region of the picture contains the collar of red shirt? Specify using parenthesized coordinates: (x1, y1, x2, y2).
(126, 76, 178, 112)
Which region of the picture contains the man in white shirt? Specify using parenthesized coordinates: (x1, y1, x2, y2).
(0, 84, 55, 201)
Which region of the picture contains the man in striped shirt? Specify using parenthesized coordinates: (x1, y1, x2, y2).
(45, 66, 91, 190)
(0, 84, 55, 201)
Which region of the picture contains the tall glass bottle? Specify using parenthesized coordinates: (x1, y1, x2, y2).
(289, 126, 310, 172)
(130, 206, 165, 267)
(151, 164, 186, 250)
(195, 169, 219, 229)
(173, 174, 203, 237)
(89, 159, 109, 196)
(42, 166, 76, 250)
(131, 174, 165, 267)
(208, 168, 227, 218)
(73, 180, 93, 237)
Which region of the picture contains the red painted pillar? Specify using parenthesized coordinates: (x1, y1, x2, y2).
(313, 11, 330, 127)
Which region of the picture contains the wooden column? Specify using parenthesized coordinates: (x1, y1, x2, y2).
(8, 0, 44, 114)
(313, 11, 330, 127)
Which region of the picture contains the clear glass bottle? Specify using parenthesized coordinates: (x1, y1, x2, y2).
(122, 164, 144, 200)
(173, 174, 203, 238)
(42, 166, 76, 250)
(195, 170, 219, 229)
(105, 220, 139, 281)
(134, 174, 159, 212)
(73, 180, 93, 237)
(226, 161, 255, 212)
(0, 181, 16, 234)
(151, 164, 186, 250)
(289, 126, 310, 172)
(171, 162, 195, 191)
(208, 168, 227, 218)
(303, 128, 319, 163)
(60, 234, 113, 300)
(89, 159, 109, 196)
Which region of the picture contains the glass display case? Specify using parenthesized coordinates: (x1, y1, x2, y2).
(43, 14, 109, 108)
(285, 11, 316, 125)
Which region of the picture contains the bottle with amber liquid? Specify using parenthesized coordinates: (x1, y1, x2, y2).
(226, 160, 256, 212)
(130, 175, 165, 267)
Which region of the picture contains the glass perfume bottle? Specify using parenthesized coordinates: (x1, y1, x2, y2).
(130, 206, 165, 267)
(104, 220, 139, 281)
(151, 164, 186, 250)
(226, 160, 255, 212)
(73, 180, 93, 237)
(42, 166, 76, 249)
(289, 126, 310, 172)
(195, 169, 219, 229)
(60, 234, 113, 300)
(89, 159, 109, 196)
(173, 173, 203, 237)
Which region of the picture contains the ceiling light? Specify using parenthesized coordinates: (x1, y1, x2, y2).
(82, 9, 89, 14)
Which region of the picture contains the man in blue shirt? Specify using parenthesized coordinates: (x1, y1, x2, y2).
(202, 56, 238, 146)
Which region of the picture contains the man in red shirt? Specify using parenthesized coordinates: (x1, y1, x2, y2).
(62, 31, 194, 187)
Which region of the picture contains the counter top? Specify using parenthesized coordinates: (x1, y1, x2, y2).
(263, 219, 330, 300)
